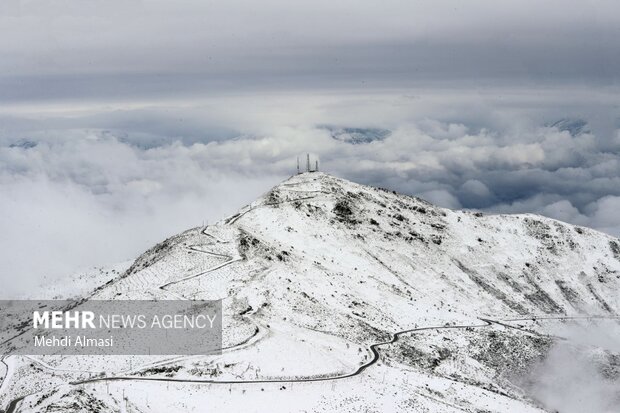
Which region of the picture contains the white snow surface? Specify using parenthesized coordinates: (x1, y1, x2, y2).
(1, 172, 619, 412)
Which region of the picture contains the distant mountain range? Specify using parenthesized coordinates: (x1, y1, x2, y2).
(547, 119, 590, 136)
(321, 126, 391, 144)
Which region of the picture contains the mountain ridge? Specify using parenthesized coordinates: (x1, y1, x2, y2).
(141, 171, 619, 310)
(2, 172, 620, 412)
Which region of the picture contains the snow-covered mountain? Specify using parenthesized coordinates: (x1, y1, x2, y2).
(2, 172, 619, 412)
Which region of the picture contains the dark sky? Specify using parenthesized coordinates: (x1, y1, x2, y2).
(1, 0, 619, 97)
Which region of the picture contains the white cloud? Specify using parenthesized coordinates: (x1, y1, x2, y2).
(539, 200, 585, 225)
(586, 196, 620, 236)
(1, 88, 620, 297)
(0, 135, 284, 296)
(527, 321, 620, 413)
(419, 189, 462, 209)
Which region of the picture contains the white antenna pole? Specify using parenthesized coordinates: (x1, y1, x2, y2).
(297, 156, 300, 174)
(306, 153, 310, 172)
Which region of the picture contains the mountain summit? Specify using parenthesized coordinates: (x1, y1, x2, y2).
(118, 171, 619, 317)
(3, 172, 620, 412)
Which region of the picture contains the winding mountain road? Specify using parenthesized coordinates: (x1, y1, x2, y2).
(3, 215, 495, 411)
(70, 321, 494, 388)
(4, 186, 618, 412)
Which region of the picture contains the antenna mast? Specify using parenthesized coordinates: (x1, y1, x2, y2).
(306, 153, 310, 172)
(315, 160, 319, 172)
(296, 156, 300, 174)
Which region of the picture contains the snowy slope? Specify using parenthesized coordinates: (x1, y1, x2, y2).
(2, 172, 619, 412)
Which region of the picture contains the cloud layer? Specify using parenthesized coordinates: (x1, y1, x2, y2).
(1, 88, 619, 296)
(1, 0, 620, 102)
(526, 320, 620, 413)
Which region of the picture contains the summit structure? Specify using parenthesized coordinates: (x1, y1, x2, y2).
(297, 153, 319, 174)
